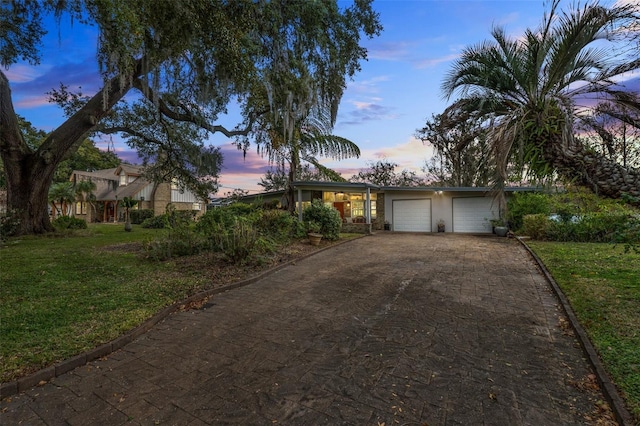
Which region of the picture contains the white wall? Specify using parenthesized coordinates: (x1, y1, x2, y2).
(384, 190, 502, 232)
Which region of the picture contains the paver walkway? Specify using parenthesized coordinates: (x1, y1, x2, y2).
(1, 234, 611, 425)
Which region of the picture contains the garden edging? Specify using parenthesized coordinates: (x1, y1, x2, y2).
(0, 236, 364, 400)
(517, 237, 635, 426)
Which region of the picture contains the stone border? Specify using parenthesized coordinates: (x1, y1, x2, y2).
(0, 236, 364, 400)
(517, 237, 635, 426)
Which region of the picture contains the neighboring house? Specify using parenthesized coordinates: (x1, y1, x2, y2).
(240, 181, 537, 234)
(70, 165, 207, 223)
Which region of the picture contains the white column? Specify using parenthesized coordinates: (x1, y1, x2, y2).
(365, 187, 371, 224)
(297, 188, 303, 222)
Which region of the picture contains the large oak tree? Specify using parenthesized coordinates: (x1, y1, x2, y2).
(0, 0, 381, 235)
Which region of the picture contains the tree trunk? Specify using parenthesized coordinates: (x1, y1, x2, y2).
(286, 158, 297, 214)
(547, 139, 640, 203)
(9, 161, 58, 234)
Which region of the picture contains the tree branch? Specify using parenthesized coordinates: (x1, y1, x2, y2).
(132, 79, 266, 138)
(0, 70, 30, 159)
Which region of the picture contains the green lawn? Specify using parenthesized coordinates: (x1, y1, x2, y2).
(527, 241, 640, 421)
(0, 224, 217, 382)
(0, 224, 352, 384)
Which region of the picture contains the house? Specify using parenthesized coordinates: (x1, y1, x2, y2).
(70, 165, 207, 223)
(240, 181, 537, 234)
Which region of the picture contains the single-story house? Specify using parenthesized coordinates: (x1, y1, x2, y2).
(70, 164, 207, 223)
(239, 181, 537, 234)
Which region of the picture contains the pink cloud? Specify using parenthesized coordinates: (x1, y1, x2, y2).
(4, 64, 50, 83)
(414, 53, 460, 69)
(372, 137, 434, 162)
(14, 95, 52, 109)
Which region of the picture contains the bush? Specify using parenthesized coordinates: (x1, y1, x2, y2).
(256, 209, 297, 241)
(209, 217, 261, 262)
(196, 203, 260, 234)
(225, 202, 260, 217)
(507, 192, 551, 231)
(522, 214, 550, 240)
(52, 216, 87, 230)
(302, 199, 341, 240)
(129, 209, 154, 225)
(546, 212, 640, 243)
(141, 214, 169, 229)
(144, 226, 207, 260)
(0, 209, 21, 241)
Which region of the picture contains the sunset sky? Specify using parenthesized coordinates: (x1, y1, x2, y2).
(7, 0, 638, 195)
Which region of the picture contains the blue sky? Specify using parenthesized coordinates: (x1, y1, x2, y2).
(7, 0, 630, 194)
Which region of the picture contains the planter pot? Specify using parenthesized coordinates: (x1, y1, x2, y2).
(308, 233, 322, 246)
(384, 223, 390, 231)
(494, 226, 508, 237)
(437, 224, 445, 232)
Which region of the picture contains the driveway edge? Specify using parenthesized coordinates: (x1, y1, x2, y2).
(0, 235, 364, 400)
(517, 237, 635, 426)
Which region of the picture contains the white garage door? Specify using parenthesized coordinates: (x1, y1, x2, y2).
(393, 199, 431, 232)
(452, 197, 497, 233)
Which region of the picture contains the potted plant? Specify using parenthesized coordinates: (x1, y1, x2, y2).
(490, 217, 509, 237)
(437, 219, 445, 232)
(384, 220, 391, 231)
(306, 221, 323, 246)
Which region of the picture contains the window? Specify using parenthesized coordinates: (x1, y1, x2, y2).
(75, 201, 86, 215)
(119, 172, 127, 186)
(352, 200, 364, 218)
(320, 191, 377, 220)
(192, 202, 201, 210)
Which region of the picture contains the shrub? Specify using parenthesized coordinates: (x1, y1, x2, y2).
(225, 202, 259, 217)
(256, 209, 297, 241)
(302, 199, 341, 240)
(141, 214, 169, 229)
(144, 207, 205, 260)
(0, 209, 21, 241)
(144, 226, 207, 260)
(209, 217, 260, 262)
(507, 192, 551, 231)
(522, 214, 550, 240)
(52, 216, 87, 230)
(546, 212, 640, 244)
(196, 209, 236, 234)
(129, 209, 154, 225)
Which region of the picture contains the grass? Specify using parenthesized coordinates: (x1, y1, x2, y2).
(527, 241, 640, 421)
(0, 224, 355, 384)
(0, 224, 195, 382)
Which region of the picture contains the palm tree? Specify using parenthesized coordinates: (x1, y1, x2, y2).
(249, 73, 360, 212)
(120, 197, 137, 231)
(442, 0, 640, 202)
(74, 179, 97, 221)
(48, 182, 75, 218)
(263, 111, 360, 212)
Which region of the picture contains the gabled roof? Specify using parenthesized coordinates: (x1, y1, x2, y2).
(114, 164, 143, 176)
(71, 167, 119, 181)
(71, 166, 152, 201)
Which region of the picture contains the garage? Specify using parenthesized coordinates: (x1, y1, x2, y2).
(452, 197, 497, 233)
(392, 199, 431, 232)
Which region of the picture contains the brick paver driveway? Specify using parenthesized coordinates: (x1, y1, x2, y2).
(1, 234, 610, 425)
